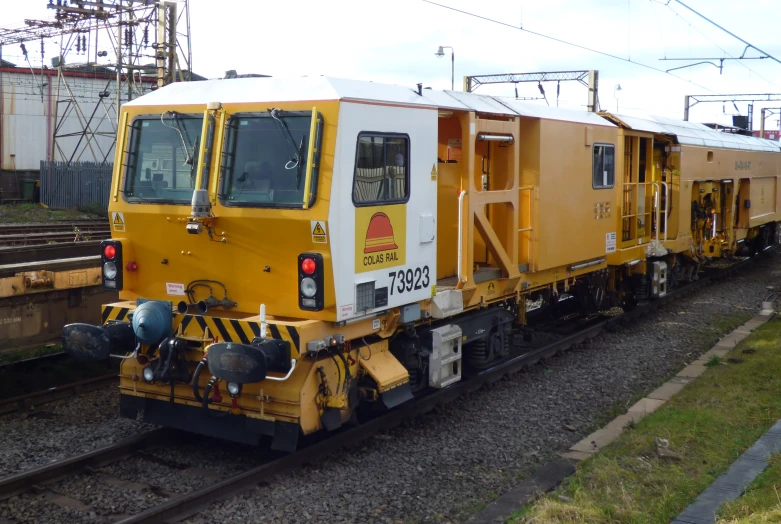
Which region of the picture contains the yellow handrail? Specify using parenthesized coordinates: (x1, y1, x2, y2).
(208, 109, 226, 204)
(194, 109, 210, 190)
(302, 106, 318, 209)
(112, 111, 129, 202)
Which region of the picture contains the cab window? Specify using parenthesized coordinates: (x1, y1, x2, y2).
(123, 114, 203, 203)
(220, 110, 322, 208)
(352, 133, 410, 206)
(592, 143, 615, 189)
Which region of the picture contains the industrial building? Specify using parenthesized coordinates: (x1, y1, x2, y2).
(0, 58, 157, 200)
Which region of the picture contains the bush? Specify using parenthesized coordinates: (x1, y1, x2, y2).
(78, 202, 108, 217)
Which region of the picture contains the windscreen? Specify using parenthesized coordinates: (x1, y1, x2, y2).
(123, 114, 203, 203)
(220, 112, 317, 207)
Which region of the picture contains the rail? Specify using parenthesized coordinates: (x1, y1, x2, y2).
(0, 253, 760, 522)
(115, 254, 758, 524)
(0, 428, 170, 501)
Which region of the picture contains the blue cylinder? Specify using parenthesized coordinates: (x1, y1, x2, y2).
(132, 300, 173, 344)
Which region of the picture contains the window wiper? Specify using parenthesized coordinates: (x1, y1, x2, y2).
(160, 111, 194, 166)
(295, 135, 305, 190)
(189, 135, 200, 189)
(267, 108, 301, 171)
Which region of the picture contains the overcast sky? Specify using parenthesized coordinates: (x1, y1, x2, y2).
(3, 0, 780, 127)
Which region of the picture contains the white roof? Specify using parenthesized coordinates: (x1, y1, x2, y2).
(125, 76, 614, 127)
(611, 113, 780, 152)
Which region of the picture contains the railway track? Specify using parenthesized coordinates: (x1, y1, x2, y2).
(0, 220, 108, 235)
(0, 373, 117, 416)
(0, 220, 110, 246)
(0, 241, 102, 266)
(0, 253, 753, 522)
(0, 428, 172, 501)
(0, 230, 111, 246)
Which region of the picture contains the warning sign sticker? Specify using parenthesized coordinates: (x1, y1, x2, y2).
(311, 220, 328, 244)
(112, 212, 125, 232)
(166, 282, 186, 296)
(340, 303, 354, 320)
(606, 232, 617, 254)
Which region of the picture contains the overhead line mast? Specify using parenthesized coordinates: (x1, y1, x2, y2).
(0, 0, 193, 164)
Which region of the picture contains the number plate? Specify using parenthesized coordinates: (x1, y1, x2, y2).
(389, 265, 430, 295)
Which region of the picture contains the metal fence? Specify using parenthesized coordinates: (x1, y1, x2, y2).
(40, 161, 113, 211)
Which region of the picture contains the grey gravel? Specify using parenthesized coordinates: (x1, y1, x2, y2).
(0, 387, 153, 477)
(187, 252, 781, 524)
(0, 252, 778, 523)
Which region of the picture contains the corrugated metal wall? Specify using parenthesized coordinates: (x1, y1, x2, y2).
(40, 161, 113, 210)
(0, 69, 138, 170)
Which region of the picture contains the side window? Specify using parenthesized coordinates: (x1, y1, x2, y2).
(353, 133, 410, 205)
(592, 143, 615, 189)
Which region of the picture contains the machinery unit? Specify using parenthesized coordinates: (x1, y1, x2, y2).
(651, 261, 668, 298)
(59, 76, 781, 451)
(428, 325, 462, 388)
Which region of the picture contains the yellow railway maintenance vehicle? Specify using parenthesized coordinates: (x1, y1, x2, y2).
(62, 77, 781, 451)
(601, 114, 781, 303)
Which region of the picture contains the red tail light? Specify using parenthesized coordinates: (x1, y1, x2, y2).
(104, 244, 116, 259)
(301, 257, 316, 275)
(299, 253, 324, 311)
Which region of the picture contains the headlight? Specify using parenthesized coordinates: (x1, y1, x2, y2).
(142, 366, 154, 382)
(301, 277, 317, 298)
(227, 382, 242, 396)
(103, 261, 118, 279)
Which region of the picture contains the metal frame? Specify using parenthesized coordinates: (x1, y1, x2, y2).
(463, 70, 600, 112)
(683, 93, 781, 130)
(0, 1, 193, 166)
(759, 108, 781, 138)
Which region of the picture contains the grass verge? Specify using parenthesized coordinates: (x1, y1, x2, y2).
(716, 453, 781, 522)
(0, 343, 63, 365)
(512, 315, 781, 524)
(0, 202, 103, 223)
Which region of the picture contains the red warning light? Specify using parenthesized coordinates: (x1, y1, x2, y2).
(126, 261, 138, 271)
(103, 244, 116, 259)
(301, 257, 316, 275)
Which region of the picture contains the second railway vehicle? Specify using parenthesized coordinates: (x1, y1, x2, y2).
(63, 77, 781, 451)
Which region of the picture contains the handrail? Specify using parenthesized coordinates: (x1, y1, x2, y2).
(265, 359, 297, 382)
(193, 108, 211, 191)
(458, 190, 466, 284)
(112, 111, 129, 202)
(208, 109, 227, 204)
(660, 181, 669, 243)
(652, 182, 661, 245)
(302, 106, 318, 209)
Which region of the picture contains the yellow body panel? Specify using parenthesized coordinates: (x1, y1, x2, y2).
(98, 83, 781, 444)
(357, 340, 409, 393)
(110, 100, 340, 322)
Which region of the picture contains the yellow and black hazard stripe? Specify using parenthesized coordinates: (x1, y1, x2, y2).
(99, 306, 301, 353)
(102, 305, 131, 323)
(178, 315, 300, 353)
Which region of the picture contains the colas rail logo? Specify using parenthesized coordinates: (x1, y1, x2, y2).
(355, 206, 406, 273)
(363, 212, 399, 264)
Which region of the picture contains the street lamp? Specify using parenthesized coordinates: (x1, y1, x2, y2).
(435, 45, 454, 90)
(614, 84, 622, 113)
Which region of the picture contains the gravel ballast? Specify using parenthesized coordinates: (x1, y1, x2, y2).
(0, 252, 778, 523)
(188, 253, 781, 524)
(0, 388, 153, 477)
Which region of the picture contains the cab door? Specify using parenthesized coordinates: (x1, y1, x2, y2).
(330, 101, 437, 322)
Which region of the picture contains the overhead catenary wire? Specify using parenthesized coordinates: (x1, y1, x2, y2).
(672, 0, 781, 68)
(421, 0, 721, 95)
(660, 2, 775, 86)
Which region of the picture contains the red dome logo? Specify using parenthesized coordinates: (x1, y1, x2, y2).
(364, 212, 398, 253)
